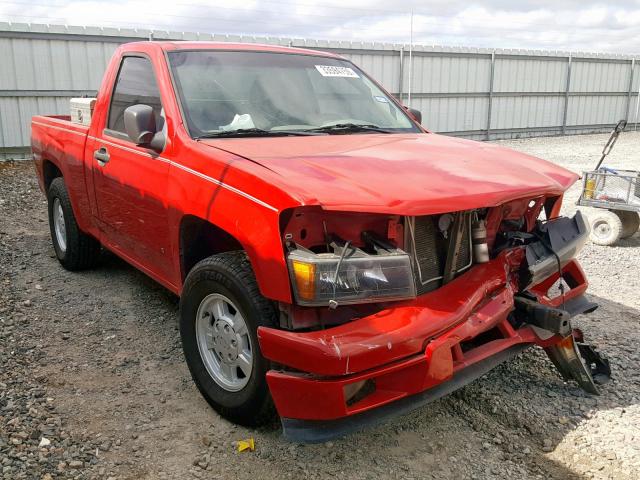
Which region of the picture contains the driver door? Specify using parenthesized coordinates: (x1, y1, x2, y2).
(91, 54, 174, 284)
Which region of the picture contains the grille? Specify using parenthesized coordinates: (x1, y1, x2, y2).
(408, 214, 472, 295)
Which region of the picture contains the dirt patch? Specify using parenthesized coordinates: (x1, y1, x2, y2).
(1, 132, 639, 479)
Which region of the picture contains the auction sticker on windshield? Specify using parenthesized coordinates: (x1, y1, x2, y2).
(315, 65, 360, 78)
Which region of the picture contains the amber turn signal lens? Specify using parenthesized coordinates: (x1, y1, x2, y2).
(291, 260, 316, 301)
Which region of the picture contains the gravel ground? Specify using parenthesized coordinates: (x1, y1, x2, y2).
(1, 131, 639, 479)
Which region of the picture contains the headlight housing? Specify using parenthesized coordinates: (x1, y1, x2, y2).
(287, 245, 416, 307)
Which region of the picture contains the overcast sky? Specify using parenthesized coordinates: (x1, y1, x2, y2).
(1, 0, 639, 53)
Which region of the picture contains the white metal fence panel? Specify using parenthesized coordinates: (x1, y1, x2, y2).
(567, 95, 629, 126)
(0, 22, 638, 158)
(0, 96, 68, 147)
(493, 57, 567, 93)
(407, 53, 492, 94)
(570, 60, 630, 93)
(0, 37, 116, 91)
(416, 96, 489, 133)
(492, 95, 565, 130)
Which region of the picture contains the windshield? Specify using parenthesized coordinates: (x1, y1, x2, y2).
(167, 50, 420, 137)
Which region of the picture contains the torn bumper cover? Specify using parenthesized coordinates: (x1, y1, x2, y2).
(257, 214, 601, 442)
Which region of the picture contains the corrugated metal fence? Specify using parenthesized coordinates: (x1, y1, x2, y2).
(1, 22, 639, 159)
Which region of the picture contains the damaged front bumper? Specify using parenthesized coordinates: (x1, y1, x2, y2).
(257, 213, 607, 442)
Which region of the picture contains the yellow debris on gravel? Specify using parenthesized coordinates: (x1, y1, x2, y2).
(236, 438, 255, 452)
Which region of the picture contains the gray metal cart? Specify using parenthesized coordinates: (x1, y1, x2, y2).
(577, 120, 640, 245)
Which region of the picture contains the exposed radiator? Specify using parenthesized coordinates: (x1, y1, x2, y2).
(407, 213, 473, 295)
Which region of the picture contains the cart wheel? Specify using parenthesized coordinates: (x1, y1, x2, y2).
(589, 210, 623, 246)
(614, 210, 640, 239)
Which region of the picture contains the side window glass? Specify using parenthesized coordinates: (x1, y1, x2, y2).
(107, 56, 163, 135)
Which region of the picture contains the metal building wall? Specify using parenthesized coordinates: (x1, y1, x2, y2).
(0, 22, 638, 158)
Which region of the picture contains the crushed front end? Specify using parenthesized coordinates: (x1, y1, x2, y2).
(258, 196, 610, 442)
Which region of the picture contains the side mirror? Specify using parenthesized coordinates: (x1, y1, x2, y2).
(407, 107, 422, 125)
(124, 104, 157, 146)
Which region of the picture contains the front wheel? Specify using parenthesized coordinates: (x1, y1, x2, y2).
(589, 210, 623, 246)
(179, 252, 277, 426)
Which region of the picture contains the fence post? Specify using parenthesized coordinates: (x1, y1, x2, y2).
(486, 50, 496, 140)
(626, 58, 635, 121)
(633, 78, 640, 131)
(398, 47, 404, 103)
(562, 54, 572, 135)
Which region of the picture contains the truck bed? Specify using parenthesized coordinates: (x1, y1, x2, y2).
(31, 114, 93, 233)
(32, 114, 89, 139)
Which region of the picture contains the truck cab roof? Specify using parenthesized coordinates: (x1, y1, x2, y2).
(122, 40, 342, 59)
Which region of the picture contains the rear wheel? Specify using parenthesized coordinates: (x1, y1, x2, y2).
(47, 177, 101, 270)
(614, 210, 640, 239)
(179, 252, 277, 426)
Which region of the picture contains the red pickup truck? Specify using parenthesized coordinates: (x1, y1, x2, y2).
(32, 41, 609, 442)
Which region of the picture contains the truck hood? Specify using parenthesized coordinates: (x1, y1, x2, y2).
(201, 133, 579, 216)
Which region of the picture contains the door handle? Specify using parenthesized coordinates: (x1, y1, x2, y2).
(94, 147, 110, 166)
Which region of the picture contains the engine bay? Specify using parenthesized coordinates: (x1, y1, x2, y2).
(279, 194, 588, 331)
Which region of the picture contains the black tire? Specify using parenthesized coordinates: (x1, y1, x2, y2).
(589, 210, 623, 246)
(179, 252, 277, 426)
(614, 210, 640, 239)
(47, 177, 101, 270)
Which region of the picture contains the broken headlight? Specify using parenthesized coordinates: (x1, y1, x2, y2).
(287, 244, 416, 307)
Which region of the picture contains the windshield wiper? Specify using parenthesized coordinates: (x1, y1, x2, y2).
(302, 123, 393, 134)
(196, 128, 320, 139)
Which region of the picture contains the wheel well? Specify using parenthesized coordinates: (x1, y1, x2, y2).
(180, 215, 244, 281)
(43, 160, 62, 191)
